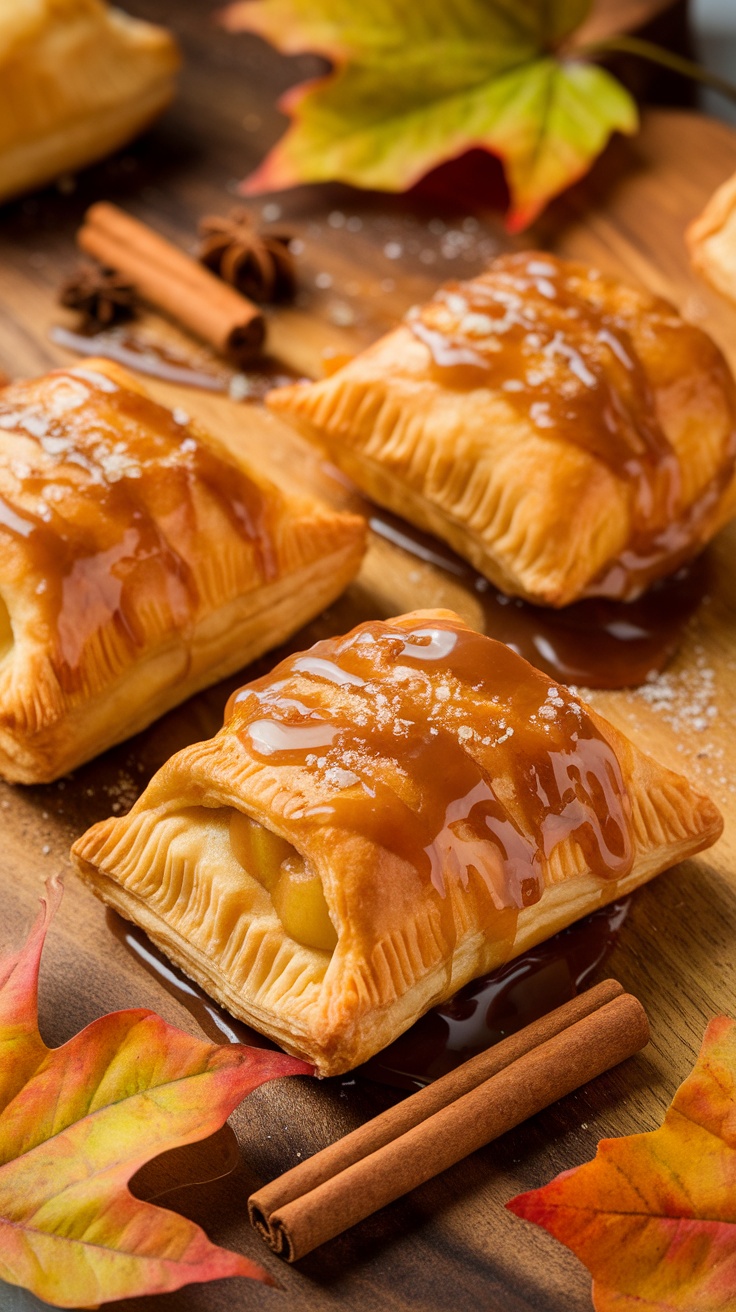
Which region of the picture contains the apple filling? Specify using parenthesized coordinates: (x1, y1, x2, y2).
(229, 809, 337, 952)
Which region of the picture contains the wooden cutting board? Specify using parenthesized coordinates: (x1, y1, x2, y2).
(1, 9, 736, 1308)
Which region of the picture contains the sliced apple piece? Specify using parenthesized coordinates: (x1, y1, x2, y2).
(229, 810, 294, 892)
(229, 810, 337, 951)
(272, 858, 338, 953)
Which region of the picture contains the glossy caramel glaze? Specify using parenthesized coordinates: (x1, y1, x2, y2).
(408, 252, 736, 597)
(0, 363, 276, 693)
(226, 614, 635, 914)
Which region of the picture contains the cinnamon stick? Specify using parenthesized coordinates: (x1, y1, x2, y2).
(77, 202, 266, 364)
(249, 983, 648, 1261)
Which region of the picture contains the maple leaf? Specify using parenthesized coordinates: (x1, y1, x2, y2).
(507, 1015, 736, 1311)
(0, 879, 312, 1309)
(220, 0, 638, 231)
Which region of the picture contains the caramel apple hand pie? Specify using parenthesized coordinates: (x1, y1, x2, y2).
(268, 252, 736, 607)
(0, 0, 180, 205)
(0, 360, 365, 783)
(72, 609, 722, 1077)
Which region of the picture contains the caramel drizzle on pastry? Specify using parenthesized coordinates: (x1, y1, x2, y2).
(227, 616, 634, 911)
(0, 366, 276, 691)
(408, 252, 736, 598)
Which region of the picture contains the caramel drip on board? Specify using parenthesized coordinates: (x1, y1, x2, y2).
(108, 897, 630, 1092)
(227, 616, 634, 913)
(367, 505, 709, 690)
(408, 251, 736, 599)
(50, 325, 298, 400)
(0, 366, 276, 692)
(360, 897, 631, 1090)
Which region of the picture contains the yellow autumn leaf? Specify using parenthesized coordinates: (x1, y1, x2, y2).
(221, 0, 638, 229)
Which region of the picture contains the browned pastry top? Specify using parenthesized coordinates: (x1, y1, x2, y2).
(0, 362, 277, 693)
(408, 252, 736, 596)
(226, 611, 635, 917)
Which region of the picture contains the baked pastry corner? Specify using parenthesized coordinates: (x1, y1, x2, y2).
(687, 169, 736, 306)
(0, 0, 180, 205)
(72, 609, 722, 1076)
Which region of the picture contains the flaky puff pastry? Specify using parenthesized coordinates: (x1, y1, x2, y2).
(269, 252, 736, 606)
(72, 609, 722, 1076)
(0, 0, 179, 205)
(0, 359, 365, 782)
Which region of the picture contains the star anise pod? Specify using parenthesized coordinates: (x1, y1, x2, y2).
(198, 208, 296, 303)
(59, 264, 138, 331)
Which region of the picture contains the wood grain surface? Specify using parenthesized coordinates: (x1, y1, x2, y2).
(1, 5, 736, 1310)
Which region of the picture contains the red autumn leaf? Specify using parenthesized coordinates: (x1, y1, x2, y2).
(0, 879, 312, 1308)
(220, 0, 637, 231)
(507, 1015, 736, 1310)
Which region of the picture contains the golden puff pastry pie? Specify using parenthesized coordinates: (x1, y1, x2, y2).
(0, 0, 179, 205)
(0, 359, 365, 783)
(687, 169, 736, 306)
(72, 609, 722, 1076)
(269, 252, 736, 607)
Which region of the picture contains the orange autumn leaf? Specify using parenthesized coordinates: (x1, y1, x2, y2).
(0, 879, 312, 1309)
(220, 0, 637, 231)
(507, 1015, 736, 1311)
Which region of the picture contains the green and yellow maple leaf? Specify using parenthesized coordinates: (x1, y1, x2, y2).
(221, 0, 638, 230)
(0, 879, 311, 1308)
(507, 1015, 736, 1310)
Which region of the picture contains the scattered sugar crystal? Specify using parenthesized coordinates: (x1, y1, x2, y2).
(384, 241, 403, 259)
(446, 292, 467, 315)
(289, 238, 305, 255)
(457, 725, 473, 742)
(262, 202, 282, 221)
(42, 845, 50, 856)
(346, 216, 363, 232)
(462, 312, 496, 336)
(229, 374, 252, 401)
(315, 271, 333, 289)
(324, 766, 359, 789)
(328, 300, 355, 327)
(328, 211, 346, 228)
